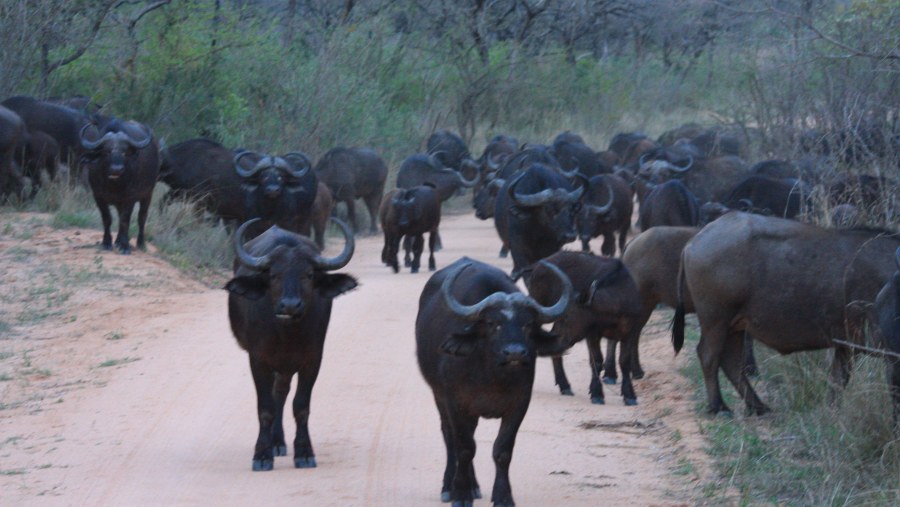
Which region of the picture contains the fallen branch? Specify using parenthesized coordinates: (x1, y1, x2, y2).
(832, 339, 900, 360)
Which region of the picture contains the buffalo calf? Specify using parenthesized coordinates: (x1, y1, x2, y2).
(379, 185, 441, 273)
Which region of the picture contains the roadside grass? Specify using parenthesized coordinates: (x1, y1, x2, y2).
(680, 325, 900, 505)
(96, 357, 141, 368)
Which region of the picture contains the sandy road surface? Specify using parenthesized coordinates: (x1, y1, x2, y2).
(0, 211, 708, 506)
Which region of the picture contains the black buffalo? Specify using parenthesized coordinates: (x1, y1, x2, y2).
(313, 147, 387, 235)
(576, 174, 631, 256)
(416, 257, 571, 506)
(80, 119, 159, 253)
(528, 251, 642, 405)
(426, 129, 477, 174)
(494, 164, 583, 279)
(379, 185, 441, 273)
(226, 218, 357, 471)
(724, 174, 808, 219)
(396, 153, 479, 202)
(0, 105, 26, 202)
(638, 179, 700, 230)
(2, 95, 92, 171)
(551, 133, 605, 177)
(158, 138, 246, 225)
(310, 182, 334, 249)
(16, 129, 59, 199)
(637, 146, 750, 203)
(235, 150, 318, 236)
(674, 213, 900, 416)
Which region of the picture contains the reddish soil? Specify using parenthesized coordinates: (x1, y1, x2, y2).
(0, 211, 714, 505)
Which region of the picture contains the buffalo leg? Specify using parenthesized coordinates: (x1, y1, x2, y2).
(363, 192, 381, 235)
(449, 413, 479, 506)
(828, 345, 854, 403)
(720, 332, 768, 415)
(696, 322, 731, 415)
(292, 356, 323, 468)
(580, 237, 591, 252)
(603, 306, 650, 381)
(428, 229, 437, 271)
(271, 372, 291, 456)
(743, 334, 758, 376)
(499, 244, 509, 258)
(586, 335, 606, 404)
(344, 198, 359, 234)
(600, 232, 616, 257)
(249, 357, 277, 471)
(136, 196, 151, 250)
(403, 235, 412, 267)
(602, 340, 619, 384)
(410, 234, 424, 273)
(94, 196, 114, 250)
(437, 399, 481, 503)
(617, 226, 628, 256)
(491, 410, 527, 507)
(387, 233, 401, 273)
(552, 356, 573, 395)
(114, 202, 135, 254)
(618, 335, 638, 405)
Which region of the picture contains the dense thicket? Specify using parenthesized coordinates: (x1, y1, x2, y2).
(1, 0, 896, 167)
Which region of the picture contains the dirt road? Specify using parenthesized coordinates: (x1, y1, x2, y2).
(0, 211, 708, 505)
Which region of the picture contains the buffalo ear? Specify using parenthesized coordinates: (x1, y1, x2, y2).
(315, 273, 359, 299)
(225, 275, 269, 300)
(532, 327, 570, 357)
(440, 327, 478, 356)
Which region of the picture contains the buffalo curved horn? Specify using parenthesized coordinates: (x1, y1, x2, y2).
(895, 246, 900, 270)
(234, 151, 264, 178)
(456, 165, 480, 188)
(123, 124, 152, 149)
(557, 156, 581, 179)
(638, 152, 650, 170)
(670, 154, 694, 173)
(233, 218, 273, 271)
(586, 181, 614, 216)
(79, 124, 116, 150)
(508, 172, 548, 207)
(486, 152, 504, 171)
(567, 181, 585, 202)
(524, 260, 573, 323)
(428, 150, 447, 167)
(312, 218, 355, 271)
(281, 152, 311, 179)
(488, 178, 505, 190)
(440, 262, 517, 321)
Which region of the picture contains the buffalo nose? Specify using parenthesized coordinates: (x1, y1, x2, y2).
(275, 297, 304, 318)
(501, 343, 530, 364)
(265, 185, 282, 198)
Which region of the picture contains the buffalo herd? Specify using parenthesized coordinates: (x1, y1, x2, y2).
(3, 93, 899, 505)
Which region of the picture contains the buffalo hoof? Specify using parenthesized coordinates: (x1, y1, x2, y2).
(274, 445, 287, 457)
(391, 265, 399, 274)
(559, 387, 574, 396)
(494, 503, 515, 507)
(451, 502, 473, 507)
(624, 398, 638, 406)
(117, 244, 131, 255)
(441, 491, 451, 503)
(473, 487, 482, 499)
(633, 370, 645, 380)
(602, 376, 617, 385)
(101, 243, 113, 251)
(404, 258, 411, 267)
(591, 396, 605, 405)
(411, 267, 419, 274)
(252, 459, 274, 471)
(294, 456, 317, 468)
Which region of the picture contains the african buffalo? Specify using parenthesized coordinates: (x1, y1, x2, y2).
(724, 174, 809, 219)
(158, 138, 245, 225)
(235, 150, 318, 236)
(416, 257, 571, 506)
(638, 179, 700, 230)
(637, 146, 750, 203)
(673, 213, 900, 415)
(494, 164, 583, 279)
(528, 251, 642, 405)
(226, 218, 357, 471)
(551, 134, 605, 177)
(874, 248, 900, 420)
(2, 95, 92, 171)
(80, 119, 159, 253)
(16, 129, 59, 199)
(0, 105, 26, 202)
(426, 129, 477, 174)
(379, 185, 441, 273)
(314, 147, 387, 234)
(396, 153, 479, 202)
(575, 174, 630, 256)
